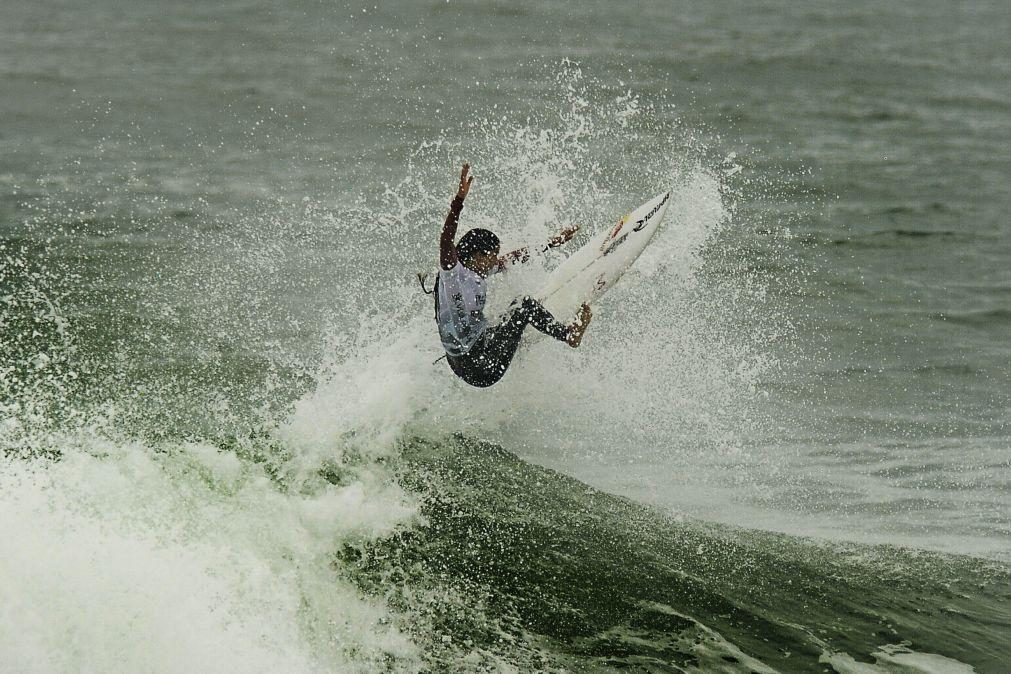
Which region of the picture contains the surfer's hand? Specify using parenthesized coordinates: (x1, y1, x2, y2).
(456, 163, 474, 201)
(549, 225, 579, 248)
(566, 303, 592, 348)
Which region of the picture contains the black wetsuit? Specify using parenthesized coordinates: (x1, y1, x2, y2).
(442, 295, 570, 388)
(434, 191, 571, 387)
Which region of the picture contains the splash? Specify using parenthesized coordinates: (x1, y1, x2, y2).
(0, 437, 419, 673)
(0, 245, 422, 674)
(306, 62, 782, 473)
(0, 60, 789, 670)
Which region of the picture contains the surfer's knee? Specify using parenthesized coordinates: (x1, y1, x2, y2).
(507, 296, 536, 318)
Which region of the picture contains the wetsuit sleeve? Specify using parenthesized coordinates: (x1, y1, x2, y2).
(439, 196, 465, 270)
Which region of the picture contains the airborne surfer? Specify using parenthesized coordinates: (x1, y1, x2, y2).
(434, 163, 592, 388)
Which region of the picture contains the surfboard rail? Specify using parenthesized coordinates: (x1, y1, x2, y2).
(538, 190, 671, 320)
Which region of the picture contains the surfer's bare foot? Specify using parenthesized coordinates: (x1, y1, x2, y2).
(566, 304, 592, 347)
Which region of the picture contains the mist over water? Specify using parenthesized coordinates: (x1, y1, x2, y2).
(2, 0, 1008, 670)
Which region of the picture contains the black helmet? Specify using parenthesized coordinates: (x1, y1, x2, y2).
(457, 228, 500, 262)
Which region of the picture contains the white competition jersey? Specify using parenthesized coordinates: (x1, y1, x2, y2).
(435, 262, 489, 356)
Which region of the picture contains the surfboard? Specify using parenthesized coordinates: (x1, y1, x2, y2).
(539, 190, 671, 320)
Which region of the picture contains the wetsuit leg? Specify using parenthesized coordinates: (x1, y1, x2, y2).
(494, 296, 570, 344)
(446, 334, 498, 388)
(447, 297, 570, 388)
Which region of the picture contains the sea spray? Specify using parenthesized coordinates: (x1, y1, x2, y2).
(0, 256, 424, 672)
(0, 433, 421, 672)
(3, 61, 797, 670)
(345, 63, 782, 471)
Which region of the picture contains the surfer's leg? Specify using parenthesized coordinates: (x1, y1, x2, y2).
(446, 335, 500, 388)
(447, 354, 498, 388)
(472, 298, 569, 380)
(507, 297, 570, 342)
(512, 298, 591, 347)
(449, 298, 574, 387)
(473, 325, 523, 384)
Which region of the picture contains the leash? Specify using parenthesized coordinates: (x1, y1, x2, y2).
(416, 272, 435, 294)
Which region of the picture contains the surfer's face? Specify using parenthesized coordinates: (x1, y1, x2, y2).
(463, 249, 499, 276)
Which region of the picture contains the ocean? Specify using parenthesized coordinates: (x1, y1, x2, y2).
(1, 0, 1008, 671)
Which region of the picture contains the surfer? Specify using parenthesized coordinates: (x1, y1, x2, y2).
(435, 163, 592, 388)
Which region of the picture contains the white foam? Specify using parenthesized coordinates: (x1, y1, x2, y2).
(0, 433, 420, 673)
(821, 643, 976, 674)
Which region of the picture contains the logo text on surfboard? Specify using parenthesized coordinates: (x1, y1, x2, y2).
(632, 192, 670, 232)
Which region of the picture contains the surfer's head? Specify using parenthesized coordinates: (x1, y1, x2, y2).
(457, 228, 500, 276)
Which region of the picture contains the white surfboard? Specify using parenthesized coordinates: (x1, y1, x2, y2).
(539, 190, 671, 320)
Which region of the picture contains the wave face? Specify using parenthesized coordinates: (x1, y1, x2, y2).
(340, 435, 1010, 672)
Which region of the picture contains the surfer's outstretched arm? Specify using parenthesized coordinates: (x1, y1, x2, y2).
(494, 224, 580, 272)
(440, 163, 474, 270)
(547, 225, 580, 249)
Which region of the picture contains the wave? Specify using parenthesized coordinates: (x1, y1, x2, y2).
(6, 414, 1005, 673)
(0, 272, 1005, 673)
(931, 308, 1011, 328)
(822, 228, 978, 249)
(4, 258, 997, 671)
(4, 60, 1005, 672)
(339, 433, 1010, 672)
